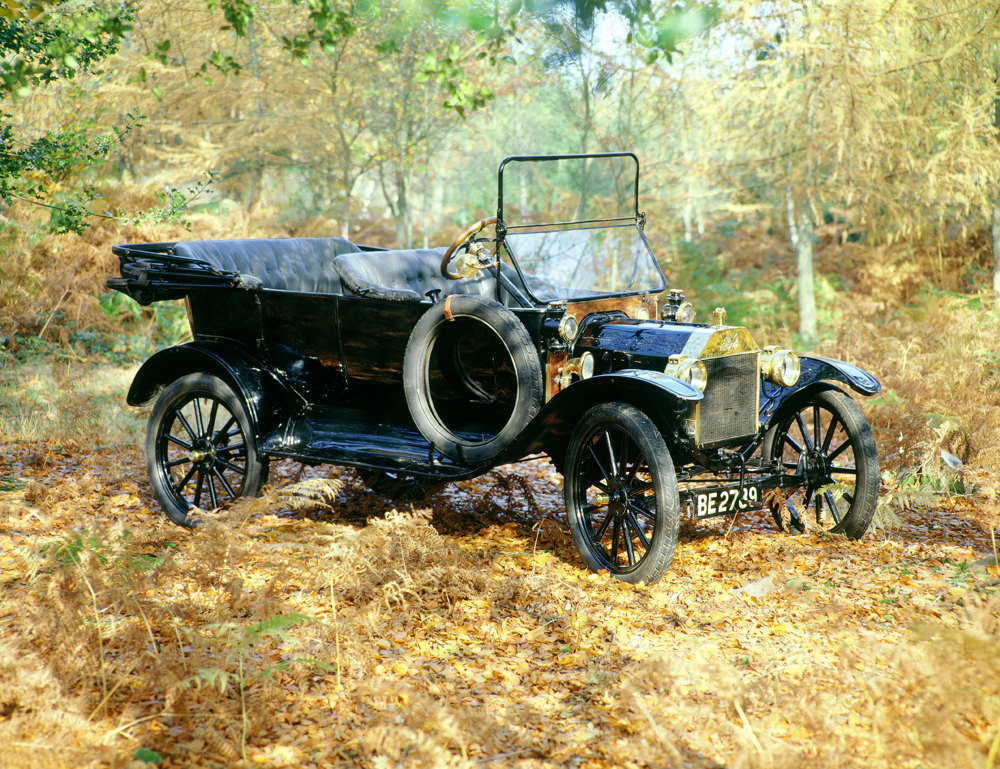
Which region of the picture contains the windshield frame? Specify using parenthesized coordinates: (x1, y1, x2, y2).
(495, 153, 666, 304)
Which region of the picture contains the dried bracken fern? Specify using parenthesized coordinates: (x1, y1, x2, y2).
(329, 509, 491, 610)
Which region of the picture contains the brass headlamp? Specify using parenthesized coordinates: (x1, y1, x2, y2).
(664, 354, 708, 392)
(761, 346, 801, 387)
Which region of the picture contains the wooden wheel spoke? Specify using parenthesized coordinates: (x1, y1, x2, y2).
(827, 440, 852, 462)
(829, 464, 857, 476)
(167, 433, 193, 451)
(624, 511, 650, 550)
(622, 523, 637, 566)
(781, 433, 804, 456)
(215, 442, 247, 456)
(193, 398, 205, 437)
(214, 416, 237, 444)
(193, 472, 205, 508)
(795, 412, 814, 451)
(212, 467, 236, 498)
(206, 400, 220, 437)
(593, 510, 614, 542)
(215, 457, 246, 475)
(165, 456, 191, 469)
(206, 472, 219, 509)
(176, 465, 197, 492)
(623, 455, 642, 487)
(610, 518, 621, 562)
(603, 430, 619, 476)
(823, 490, 842, 524)
(627, 500, 656, 521)
(617, 433, 632, 478)
(628, 480, 654, 496)
(821, 416, 840, 453)
(176, 411, 197, 442)
(587, 444, 613, 486)
(813, 405, 821, 448)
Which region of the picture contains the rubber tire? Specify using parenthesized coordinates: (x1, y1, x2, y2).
(564, 402, 680, 585)
(146, 373, 268, 527)
(761, 388, 878, 538)
(403, 295, 543, 463)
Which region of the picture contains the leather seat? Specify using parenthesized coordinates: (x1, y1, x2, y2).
(333, 248, 497, 303)
(173, 238, 359, 294)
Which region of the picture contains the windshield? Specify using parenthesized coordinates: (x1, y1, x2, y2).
(504, 225, 664, 300)
(497, 154, 665, 300)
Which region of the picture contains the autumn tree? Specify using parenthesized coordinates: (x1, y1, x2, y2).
(677, 0, 1000, 342)
(0, 0, 134, 232)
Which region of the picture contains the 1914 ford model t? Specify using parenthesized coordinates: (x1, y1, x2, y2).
(108, 153, 880, 584)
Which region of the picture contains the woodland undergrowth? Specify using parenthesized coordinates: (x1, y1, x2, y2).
(1, 210, 1000, 767)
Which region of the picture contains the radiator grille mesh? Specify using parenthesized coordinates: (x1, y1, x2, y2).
(697, 352, 759, 447)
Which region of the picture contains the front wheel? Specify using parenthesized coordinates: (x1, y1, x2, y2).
(762, 388, 878, 538)
(564, 402, 680, 584)
(145, 373, 269, 527)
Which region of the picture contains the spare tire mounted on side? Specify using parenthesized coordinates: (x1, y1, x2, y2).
(403, 295, 543, 463)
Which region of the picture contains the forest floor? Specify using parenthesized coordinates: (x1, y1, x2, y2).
(2, 219, 1000, 767)
(1, 424, 999, 769)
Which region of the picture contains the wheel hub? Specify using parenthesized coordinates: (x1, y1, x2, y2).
(803, 449, 829, 487)
(609, 488, 628, 518)
(188, 440, 216, 466)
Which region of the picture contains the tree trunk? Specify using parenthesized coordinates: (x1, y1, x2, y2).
(992, 201, 1000, 308)
(793, 199, 818, 348)
(394, 171, 410, 248)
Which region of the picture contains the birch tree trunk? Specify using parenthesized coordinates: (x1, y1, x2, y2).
(793, 199, 818, 347)
(992, 201, 1000, 307)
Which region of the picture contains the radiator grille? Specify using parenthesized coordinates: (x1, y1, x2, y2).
(697, 352, 759, 447)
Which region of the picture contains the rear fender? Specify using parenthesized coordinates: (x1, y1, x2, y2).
(127, 341, 300, 436)
(759, 355, 880, 426)
(512, 369, 703, 464)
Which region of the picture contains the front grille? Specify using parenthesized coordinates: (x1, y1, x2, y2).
(697, 351, 759, 447)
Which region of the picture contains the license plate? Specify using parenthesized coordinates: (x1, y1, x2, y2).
(690, 483, 764, 519)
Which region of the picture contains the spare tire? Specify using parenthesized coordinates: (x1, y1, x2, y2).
(403, 294, 543, 463)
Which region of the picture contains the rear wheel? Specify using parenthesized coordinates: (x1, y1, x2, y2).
(145, 373, 268, 527)
(762, 389, 878, 538)
(564, 402, 680, 584)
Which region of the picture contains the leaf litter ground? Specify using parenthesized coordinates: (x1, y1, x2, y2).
(1, 439, 998, 769)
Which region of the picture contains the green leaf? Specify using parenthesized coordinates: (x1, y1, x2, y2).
(134, 748, 163, 764)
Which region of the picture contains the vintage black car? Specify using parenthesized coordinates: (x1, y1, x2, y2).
(108, 153, 880, 584)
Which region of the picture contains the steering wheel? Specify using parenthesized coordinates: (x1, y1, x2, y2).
(440, 216, 498, 279)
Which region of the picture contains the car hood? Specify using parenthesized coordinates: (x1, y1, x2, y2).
(575, 317, 760, 366)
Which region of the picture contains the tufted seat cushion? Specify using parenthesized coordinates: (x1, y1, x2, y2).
(173, 238, 360, 294)
(333, 248, 497, 303)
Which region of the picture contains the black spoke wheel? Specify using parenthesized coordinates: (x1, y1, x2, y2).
(762, 388, 878, 538)
(145, 373, 268, 527)
(564, 402, 680, 584)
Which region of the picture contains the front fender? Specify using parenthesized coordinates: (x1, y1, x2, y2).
(759, 355, 880, 424)
(127, 341, 300, 437)
(509, 369, 702, 461)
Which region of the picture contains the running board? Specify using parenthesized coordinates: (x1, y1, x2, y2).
(260, 405, 490, 480)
